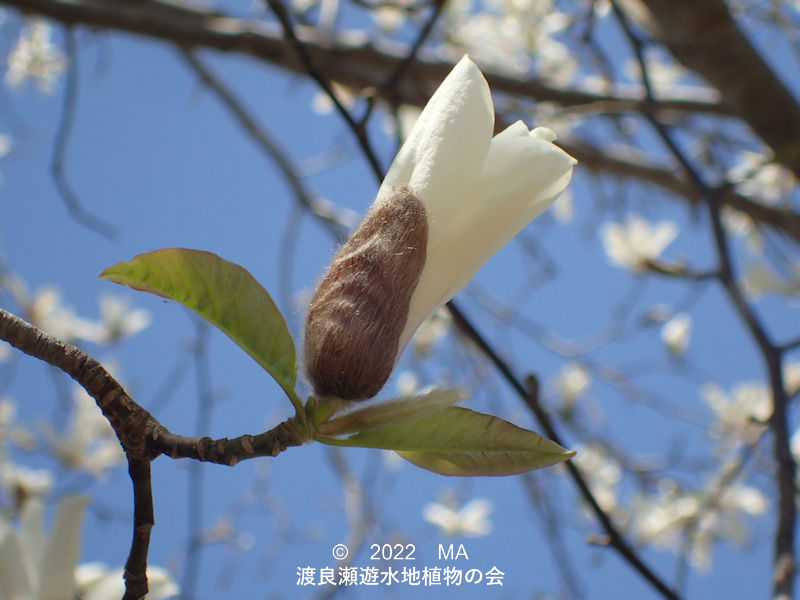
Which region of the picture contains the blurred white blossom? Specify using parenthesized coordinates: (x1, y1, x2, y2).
(572, 444, 621, 516)
(633, 479, 767, 571)
(411, 309, 451, 357)
(661, 313, 692, 357)
(27, 286, 99, 343)
(6, 19, 66, 94)
(423, 495, 493, 537)
(728, 150, 795, 205)
(91, 295, 151, 344)
(0, 495, 89, 599)
(42, 385, 125, 477)
(371, 4, 407, 31)
(552, 189, 574, 224)
(721, 208, 763, 252)
(444, 0, 576, 84)
(75, 563, 178, 600)
(553, 362, 590, 407)
(0, 461, 54, 505)
(784, 361, 800, 398)
(742, 262, 800, 300)
(394, 370, 420, 396)
(0, 134, 11, 160)
(702, 381, 770, 447)
(23, 286, 150, 344)
(0, 397, 35, 450)
(600, 215, 678, 272)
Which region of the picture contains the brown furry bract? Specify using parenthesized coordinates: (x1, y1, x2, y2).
(304, 185, 428, 401)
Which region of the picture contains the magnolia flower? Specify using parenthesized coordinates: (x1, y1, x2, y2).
(553, 362, 591, 408)
(600, 215, 678, 272)
(0, 495, 88, 599)
(0, 461, 54, 505)
(423, 496, 493, 537)
(571, 444, 622, 516)
(304, 56, 575, 400)
(632, 479, 767, 571)
(6, 19, 67, 94)
(42, 385, 125, 477)
(702, 381, 771, 448)
(661, 312, 692, 357)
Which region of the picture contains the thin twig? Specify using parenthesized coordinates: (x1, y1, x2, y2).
(179, 49, 350, 238)
(52, 27, 118, 239)
(448, 306, 682, 600)
(265, 0, 385, 180)
(610, 3, 796, 597)
(381, 0, 446, 95)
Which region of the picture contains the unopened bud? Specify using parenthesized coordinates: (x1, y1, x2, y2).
(304, 186, 428, 401)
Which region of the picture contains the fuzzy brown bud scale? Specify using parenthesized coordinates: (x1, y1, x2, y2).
(304, 186, 428, 401)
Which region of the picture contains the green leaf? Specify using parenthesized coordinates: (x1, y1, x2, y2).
(316, 388, 466, 436)
(317, 406, 574, 476)
(100, 248, 298, 403)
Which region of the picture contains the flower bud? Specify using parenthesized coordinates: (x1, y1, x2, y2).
(304, 186, 428, 401)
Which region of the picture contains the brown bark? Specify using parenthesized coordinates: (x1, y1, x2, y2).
(623, 0, 800, 177)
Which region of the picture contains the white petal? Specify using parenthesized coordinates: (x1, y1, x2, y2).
(649, 221, 679, 256)
(399, 122, 575, 350)
(0, 518, 36, 600)
(19, 498, 45, 579)
(39, 495, 89, 600)
(379, 56, 494, 230)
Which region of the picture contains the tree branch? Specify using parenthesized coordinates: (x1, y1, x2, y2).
(52, 26, 119, 239)
(561, 138, 800, 245)
(11, 0, 799, 244)
(7, 0, 729, 117)
(621, 0, 800, 177)
(0, 308, 307, 464)
(123, 457, 154, 600)
(447, 306, 682, 600)
(610, 3, 797, 596)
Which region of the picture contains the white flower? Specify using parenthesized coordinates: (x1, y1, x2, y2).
(600, 215, 678, 272)
(304, 56, 575, 400)
(552, 190, 574, 224)
(42, 385, 125, 477)
(661, 313, 692, 356)
(423, 496, 493, 537)
(6, 19, 67, 94)
(0, 461, 54, 503)
(553, 362, 590, 406)
(410, 309, 451, 357)
(384, 57, 575, 356)
(0, 495, 89, 599)
(27, 286, 99, 343)
(75, 562, 179, 600)
(702, 381, 771, 446)
(572, 444, 621, 515)
(632, 479, 767, 571)
(784, 361, 800, 398)
(728, 150, 795, 205)
(92, 294, 151, 344)
(742, 262, 800, 300)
